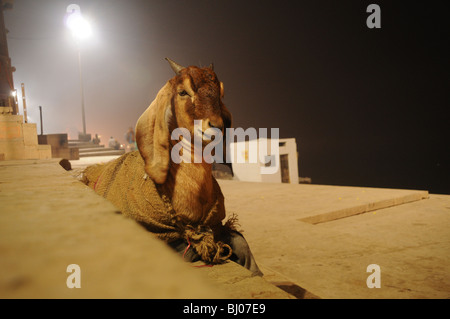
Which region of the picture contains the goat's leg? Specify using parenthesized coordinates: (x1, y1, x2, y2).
(222, 230, 263, 277)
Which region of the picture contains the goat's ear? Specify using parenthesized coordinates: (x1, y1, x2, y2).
(135, 83, 172, 184)
(220, 81, 225, 99)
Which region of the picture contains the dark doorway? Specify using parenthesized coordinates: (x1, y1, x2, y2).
(280, 154, 290, 183)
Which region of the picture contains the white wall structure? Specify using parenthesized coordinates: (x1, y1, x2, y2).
(229, 138, 298, 184)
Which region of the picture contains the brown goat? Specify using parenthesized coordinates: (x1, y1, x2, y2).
(83, 58, 261, 275)
(136, 58, 231, 226)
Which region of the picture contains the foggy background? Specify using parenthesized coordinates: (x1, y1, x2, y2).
(5, 0, 449, 193)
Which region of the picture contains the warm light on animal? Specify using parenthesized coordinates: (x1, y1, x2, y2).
(135, 58, 232, 224)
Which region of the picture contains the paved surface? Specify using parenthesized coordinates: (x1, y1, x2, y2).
(1, 157, 449, 298)
(218, 180, 450, 298)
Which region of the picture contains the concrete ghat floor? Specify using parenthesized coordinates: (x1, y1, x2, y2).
(218, 180, 450, 298)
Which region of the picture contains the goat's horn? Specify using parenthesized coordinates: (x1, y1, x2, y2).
(165, 58, 185, 75)
(208, 63, 214, 71)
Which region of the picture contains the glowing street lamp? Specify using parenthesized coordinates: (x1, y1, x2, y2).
(66, 8, 92, 40)
(65, 4, 91, 138)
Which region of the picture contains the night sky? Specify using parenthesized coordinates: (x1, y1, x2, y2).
(5, 0, 449, 194)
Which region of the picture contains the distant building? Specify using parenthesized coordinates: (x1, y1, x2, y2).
(229, 138, 299, 184)
(0, 0, 52, 160)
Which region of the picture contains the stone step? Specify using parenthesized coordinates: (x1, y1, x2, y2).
(79, 149, 125, 157)
(78, 147, 115, 154)
(68, 141, 100, 149)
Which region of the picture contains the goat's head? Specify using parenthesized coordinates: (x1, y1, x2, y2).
(135, 58, 232, 184)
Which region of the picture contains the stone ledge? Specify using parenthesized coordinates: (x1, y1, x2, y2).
(0, 159, 290, 299)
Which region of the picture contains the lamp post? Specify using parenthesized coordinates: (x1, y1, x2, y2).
(65, 4, 92, 140)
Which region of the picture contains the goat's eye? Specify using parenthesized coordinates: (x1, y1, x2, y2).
(179, 90, 189, 97)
